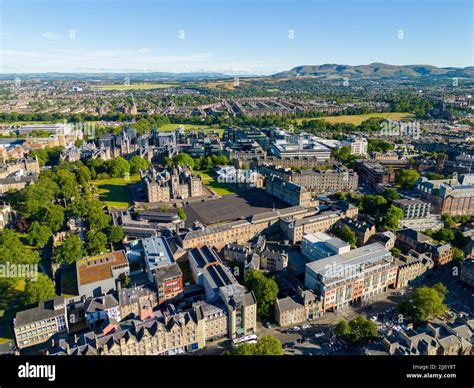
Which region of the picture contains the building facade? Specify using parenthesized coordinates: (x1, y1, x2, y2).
(141, 166, 205, 203)
(305, 243, 397, 312)
(14, 296, 68, 350)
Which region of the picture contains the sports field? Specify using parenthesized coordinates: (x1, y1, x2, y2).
(295, 112, 415, 126)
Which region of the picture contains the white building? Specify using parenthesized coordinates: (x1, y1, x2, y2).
(301, 232, 350, 262)
(343, 135, 368, 156)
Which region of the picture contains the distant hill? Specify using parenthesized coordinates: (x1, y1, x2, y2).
(271, 63, 474, 79)
(0, 71, 232, 81)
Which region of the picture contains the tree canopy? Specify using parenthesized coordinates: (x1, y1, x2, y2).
(335, 315, 378, 345)
(400, 283, 448, 323)
(226, 335, 284, 355)
(24, 274, 56, 305)
(395, 169, 420, 189)
(244, 269, 279, 318)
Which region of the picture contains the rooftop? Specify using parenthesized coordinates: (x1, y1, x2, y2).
(15, 296, 66, 327)
(306, 242, 392, 279)
(77, 250, 128, 286)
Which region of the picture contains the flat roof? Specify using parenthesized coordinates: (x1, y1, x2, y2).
(306, 242, 391, 277)
(142, 236, 175, 268)
(77, 250, 128, 286)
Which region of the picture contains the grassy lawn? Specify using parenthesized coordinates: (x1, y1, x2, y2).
(94, 83, 179, 91)
(295, 112, 415, 126)
(158, 123, 224, 136)
(0, 279, 25, 343)
(202, 79, 239, 91)
(196, 170, 235, 196)
(92, 174, 141, 208)
(0, 120, 64, 125)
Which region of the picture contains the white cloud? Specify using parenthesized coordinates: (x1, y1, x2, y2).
(136, 48, 152, 54)
(40, 32, 64, 41)
(0, 49, 214, 73)
(0, 48, 282, 74)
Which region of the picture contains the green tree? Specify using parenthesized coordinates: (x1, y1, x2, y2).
(107, 225, 124, 244)
(214, 154, 229, 166)
(86, 231, 108, 255)
(55, 234, 84, 265)
(360, 195, 387, 214)
(36, 204, 65, 233)
(395, 169, 420, 189)
(55, 168, 79, 203)
(87, 202, 111, 230)
(452, 247, 464, 263)
(401, 283, 448, 323)
(385, 204, 404, 229)
(108, 157, 131, 178)
(244, 269, 279, 318)
(129, 155, 150, 173)
(26, 221, 52, 248)
(337, 225, 357, 248)
(172, 153, 195, 170)
(335, 316, 378, 345)
(8, 175, 59, 216)
(332, 146, 352, 162)
(177, 208, 187, 221)
(75, 163, 92, 188)
(434, 228, 455, 243)
(382, 188, 400, 201)
(226, 336, 283, 355)
(442, 215, 456, 229)
(24, 273, 56, 305)
(331, 192, 347, 201)
(391, 247, 401, 257)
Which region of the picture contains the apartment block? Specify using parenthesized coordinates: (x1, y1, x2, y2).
(49, 311, 205, 355)
(280, 211, 342, 242)
(265, 174, 311, 207)
(259, 165, 358, 194)
(305, 243, 397, 312)
(301, 231, 350, 262)
(274, 288, 321, 327)
(393, 198, 431, 219)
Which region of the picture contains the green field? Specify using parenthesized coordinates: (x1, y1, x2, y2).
(94, 83, 178, 91)
(0, 121, 64, 125)
(92, 174, 140, 208)
(197, 170, 235, 196)
(295, 112, 415, 126)
(158, 123, 224, 136)
(0, 279, 25, 343)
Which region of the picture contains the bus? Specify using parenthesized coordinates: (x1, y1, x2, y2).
(232, 334, 258, 348)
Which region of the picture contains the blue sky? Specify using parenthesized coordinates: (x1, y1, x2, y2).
(1, 0, 473, 74)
